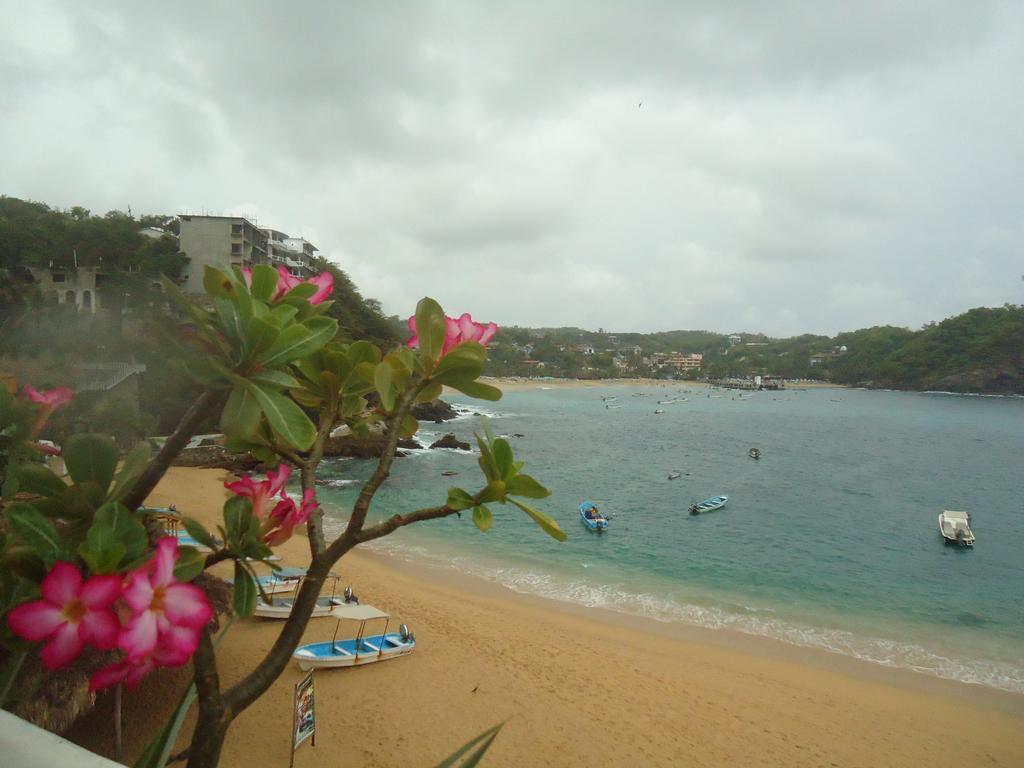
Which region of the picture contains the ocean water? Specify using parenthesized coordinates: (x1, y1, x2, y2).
(315, 385, 1024, 693)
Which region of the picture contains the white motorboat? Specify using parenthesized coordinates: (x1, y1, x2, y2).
(938, 510, 975, 547)
(293, 604, 416, 670)
(254, 574, 346, 619)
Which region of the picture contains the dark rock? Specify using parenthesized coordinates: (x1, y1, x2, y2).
(429, 433, 471, 451)
(398, 438, 423, 450)
(172, 445, 262, 473)
(411, 399, 459, 423)
(323, 434, 410, 459)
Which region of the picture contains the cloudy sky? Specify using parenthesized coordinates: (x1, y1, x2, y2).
(2, 1, 1022, 335)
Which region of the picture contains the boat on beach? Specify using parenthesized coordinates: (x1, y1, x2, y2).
(229, 566, 309, 595)
(293, 603, 416, 670)
(688, 495, 728, 515)
(254, 575, 347, 619)
(938, 510, 975, 547)
(579, 501, 609, 531)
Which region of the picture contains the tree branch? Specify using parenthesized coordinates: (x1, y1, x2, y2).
(122, 389, 223, 512)
(342, 384, 423, 539)
(357, 505, 456, 543)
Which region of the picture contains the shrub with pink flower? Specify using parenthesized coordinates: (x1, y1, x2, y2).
(7, 562, 121, 670)
(224, 465, 318, 546)
(406, 312, 498, 358)
(6, 540, 213, 692)
(242, 266, 334, 305)
(21, 386, 74, 436)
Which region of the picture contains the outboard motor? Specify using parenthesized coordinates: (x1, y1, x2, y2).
(343, 586, 359, 604)
(399, 623, 415, 644)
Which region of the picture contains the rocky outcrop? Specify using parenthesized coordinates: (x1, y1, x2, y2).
(429, 433, 471, 451)
(411, 399, 459, 423)
(171, 445, 262, 473)
(322, 434, 421, 459)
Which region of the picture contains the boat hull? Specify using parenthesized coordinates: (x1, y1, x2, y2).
(689, 495, 728, 515)
(254, 596, 343, 620)
(578, 503, 608, 531)
(293, 633, 415, 671)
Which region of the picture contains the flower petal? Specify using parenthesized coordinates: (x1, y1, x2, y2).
(151, 537, 179, 587)
(154, 625, 201, 666)
(81, 608, 121, 649)
(120, 611, 159, 660)
(266, 464, 292, 496)
(80, 574, 123, 609)
(477, 322, 498, 346)
(41, 562, 83, 606)
(89, 661, 129, 692)
(125, 657, 155, 689)
(40, 621, 84, 669)
(308, 272, 334, 304)
(162, 583, 213, 628)
(122, 572, 155, 612)
(7, 601, 65, 641)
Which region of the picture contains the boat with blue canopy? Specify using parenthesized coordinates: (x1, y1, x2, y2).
(688, 495, 728, 515)
(579, 501, 608, 532)
(293, 603, 416, 670)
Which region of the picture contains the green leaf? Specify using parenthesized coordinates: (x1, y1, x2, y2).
(433, 342, 486, 381)
(505, 473, 551, 499)
(202, 265, 236, 299)
(416, 381, 444, 403)
(249, 370, 302, 389)
(5, 504, 61, 562)
(223, 495, 253, 551)
(12, 464, 66, 499)
(492, 438, 513, 480)
(63, 434, 119, 494)
(246, 382, 317, 450)
(374, 361, 395, 411)
(508, 498, 567, 542)
(221, 383, 262, 438)
(244, 315, 281, 357)
(414, 297, 447, 365)
(213, 297, 245, 343)
(259, 317, 338, 367)
(183, 517, 219, 550)
(173, 546, 205, 582)
(472, 505, 493, 533)
(446, 487, 475, 511)
(108, 443, 152, 502)
(233, 561, 257, 618)
(84, 502, 149, 572)
(347, 340, 382, 369)
(4, 546, 47, 582)
(447, 379, 502, 401)
(477, 480, 506, 504)
(473, 433, 499, 482)
(399, 413, 419, 438)
(249, 264, 279, 301)
(340, 395, 367, 417)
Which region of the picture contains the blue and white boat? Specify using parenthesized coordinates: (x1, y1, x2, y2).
(293, 603, 416, 670)
(688, 495, 728, 515)
(579, 501, 608, 532)
(254, 574, 345, 619)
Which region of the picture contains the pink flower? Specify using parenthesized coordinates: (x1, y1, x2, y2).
(7, 562, 121, 670)
(407, 312, 498, 358)
(262, 489, 318, 546)
(119, 538, 212, 661)
(23, 387, 75, 408)
(89, 625, 200, 692)
(33, 441, 61, 456)
(242, 266, 333, 305)
(224, 464, 292, 521)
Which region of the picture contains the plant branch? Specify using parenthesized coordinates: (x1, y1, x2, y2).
(357, 504, 456, 543)
(122, 389, 223, 512)
(342, 383, 424, 540)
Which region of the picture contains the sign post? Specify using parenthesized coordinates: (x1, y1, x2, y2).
(290, 671, 316, 767)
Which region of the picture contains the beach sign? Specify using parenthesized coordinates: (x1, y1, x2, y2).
(290, 671, 316, 766)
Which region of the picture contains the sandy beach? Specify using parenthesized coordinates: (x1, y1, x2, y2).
(69, 467, 1024, 767)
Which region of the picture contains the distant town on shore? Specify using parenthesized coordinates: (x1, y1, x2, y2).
(2, 196, 1022, 405)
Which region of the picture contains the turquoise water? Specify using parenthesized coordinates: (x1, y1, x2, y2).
(315, 386, 1024, 693)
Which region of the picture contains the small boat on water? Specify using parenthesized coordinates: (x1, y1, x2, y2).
(579, 501, 609, 532)
(749, 448, 761, 460)
(667, 471, 681, 480)
(654, 409, 665, 414)
(688, 495, 728, 515)
(293, 603, 416, 670)
(939, 510, 975, 547)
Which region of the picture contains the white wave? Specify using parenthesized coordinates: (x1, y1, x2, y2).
(353, 539, 1024, 694)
